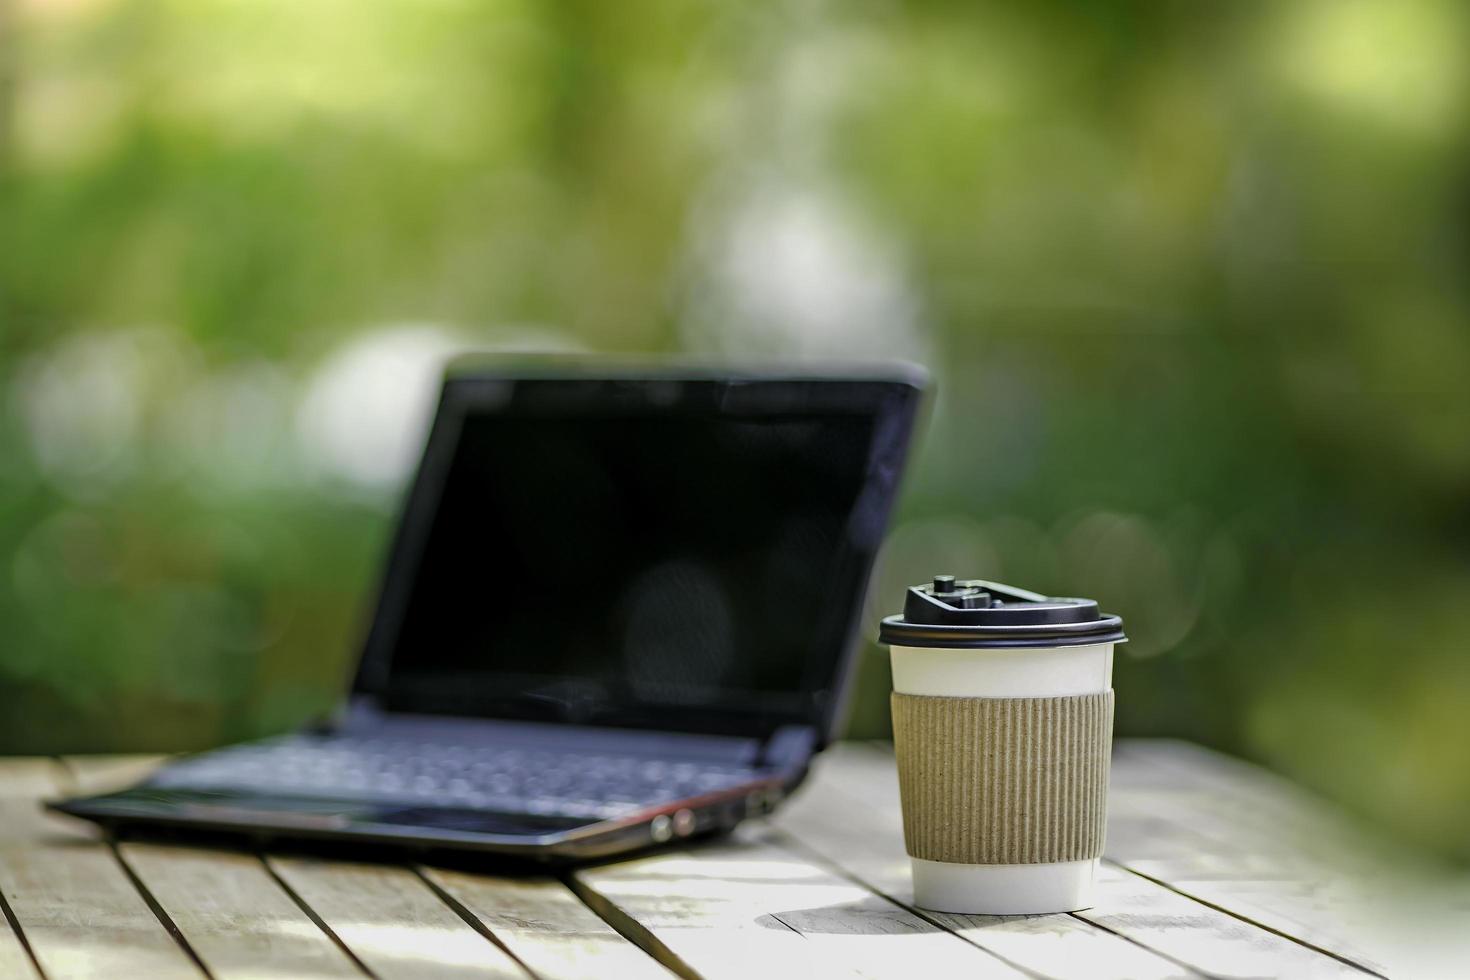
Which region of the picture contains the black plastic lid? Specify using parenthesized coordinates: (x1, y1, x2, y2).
(878, 576, 1126, 649)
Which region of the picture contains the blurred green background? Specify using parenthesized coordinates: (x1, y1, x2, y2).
(2, 0, 1468, 863)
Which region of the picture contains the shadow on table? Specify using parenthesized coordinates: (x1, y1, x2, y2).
(766, 898, 951, 935)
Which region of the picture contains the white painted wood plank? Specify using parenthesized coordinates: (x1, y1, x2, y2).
(570, 824, 1027, 980)
(1079, 863, 1367, 980)
(271, 857, 529, 980)
(423, 866, 673, 980)
(774, 749, 1197, 980)
(119, 843, 362, 979)
(828, 742, 1375, 978)
(0, 764, 41, 977)
(0, 758, 201, 979)
(1108, 741, 1397, 973)
(68, 753, 360, 977)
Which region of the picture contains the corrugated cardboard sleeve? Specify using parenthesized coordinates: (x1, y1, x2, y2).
(891, 691, 1114, 865)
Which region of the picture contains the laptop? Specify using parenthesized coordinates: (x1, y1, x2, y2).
(51, 363, 926, 861)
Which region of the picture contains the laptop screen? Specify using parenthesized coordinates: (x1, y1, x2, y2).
(356, 371, 922, 738)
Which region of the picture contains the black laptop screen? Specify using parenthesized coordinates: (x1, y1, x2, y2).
(360, 375, 919, 737)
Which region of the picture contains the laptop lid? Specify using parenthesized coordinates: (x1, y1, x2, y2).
(351, 362, 926, 745)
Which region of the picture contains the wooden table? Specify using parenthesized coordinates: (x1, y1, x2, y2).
(0, 741, 1461, 979)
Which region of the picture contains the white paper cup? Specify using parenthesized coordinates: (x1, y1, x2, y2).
(880, 577, 1123, 917)
(890, 641, 1114, 915)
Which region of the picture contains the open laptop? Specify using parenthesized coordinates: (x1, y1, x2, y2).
(51, 363, 926, 861)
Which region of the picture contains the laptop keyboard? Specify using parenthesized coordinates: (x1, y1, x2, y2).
(147, 734, 762, 821)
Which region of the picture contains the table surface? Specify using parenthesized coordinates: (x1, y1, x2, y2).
(0, 740, 1460, 980)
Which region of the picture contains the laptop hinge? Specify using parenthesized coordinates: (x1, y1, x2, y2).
(758, 725, 818, 770)
(319, 694, 385, 733)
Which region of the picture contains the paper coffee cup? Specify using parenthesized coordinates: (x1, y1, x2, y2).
(879, 576, 1125, 915)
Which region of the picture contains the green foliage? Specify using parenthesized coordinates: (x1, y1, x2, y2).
(1, 0, 1468, 862)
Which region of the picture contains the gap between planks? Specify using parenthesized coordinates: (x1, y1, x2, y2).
(61, 755, 366, 980)
(0, 756, 203, 978)
(768, 748, 1197, 980)
(1107, 741, 1400, 977)
(53, 755, 1024, 980)
(415, 862, 672, 979)
(765, 827, 1195, 980)
(20, 744, 1407, 980)
(57, 755, 673, 980)
(561, 871, 702, 980)
(0, 852, 42, 979)
(567, 821, 1031, 980)
(815, 742, 1380, 980)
